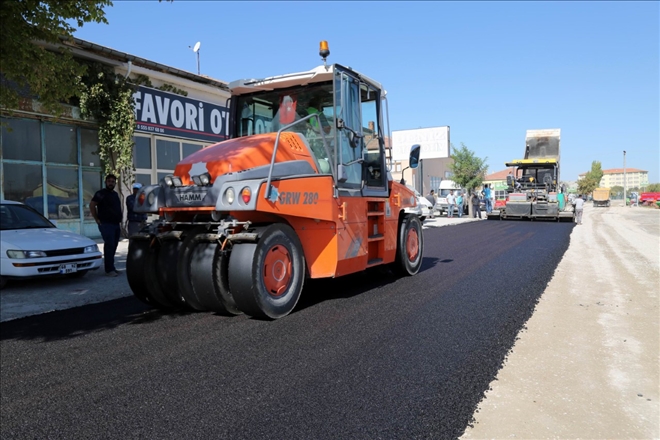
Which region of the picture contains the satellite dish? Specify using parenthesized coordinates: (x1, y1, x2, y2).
(193, 42, 201, 53)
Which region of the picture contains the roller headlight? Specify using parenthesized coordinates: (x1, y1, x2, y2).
(225, 187, 235, 204)
(172, 176, 183, 187)
(199, 173, 211, 186)
(147, 192, 155, 204)
(192, 175, 202, 186)
(163, 175, 174, 187)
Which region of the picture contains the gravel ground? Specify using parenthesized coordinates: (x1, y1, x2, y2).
(462, 201, 660, 439)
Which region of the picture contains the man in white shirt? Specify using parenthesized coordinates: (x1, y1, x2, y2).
(447, 190, 456, 218)
(574, 194, 585, 225)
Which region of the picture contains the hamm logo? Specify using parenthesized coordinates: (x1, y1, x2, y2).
(178, 193, 202, 202)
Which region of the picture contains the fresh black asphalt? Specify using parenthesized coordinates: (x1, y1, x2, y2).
(0, 220, 574, 439)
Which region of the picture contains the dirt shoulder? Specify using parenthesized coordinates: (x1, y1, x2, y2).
(462, 202, 660, 439)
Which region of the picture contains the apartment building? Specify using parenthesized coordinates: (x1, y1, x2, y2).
(578, 168, 648, 189)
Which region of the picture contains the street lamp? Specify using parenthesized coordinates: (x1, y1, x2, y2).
(189, 41, 201, 75)
(623, 150, 626, 205)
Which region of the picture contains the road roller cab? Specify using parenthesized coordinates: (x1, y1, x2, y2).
(128, 42, 424, 319)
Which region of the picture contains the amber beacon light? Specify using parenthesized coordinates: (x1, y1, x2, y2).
(319, 41, 330, 66)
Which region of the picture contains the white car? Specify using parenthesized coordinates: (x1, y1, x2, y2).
(416, 192, 434, 221)
(0, 200, 102, 289)
(404, 189, 434, 221)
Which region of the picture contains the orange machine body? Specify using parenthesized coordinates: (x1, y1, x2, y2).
(165, 132, 416, 281)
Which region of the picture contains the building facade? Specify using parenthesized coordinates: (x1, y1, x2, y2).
(483, 167, 516, 200)
(578, 168, 649, 189)
(0, 38, 230, 238)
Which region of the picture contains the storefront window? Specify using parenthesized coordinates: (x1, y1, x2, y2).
(1, 118, 41, 161)
(134, 136, 151, 168)
(45, 124, 77, 164)
(156, 139, 180, 170)
(81, 128, 100, 167)
(183, 142, 202, 159)
(157, 171, 172, 183)
(2, 163, 43, 210)
(135, 173, 152, 187)
(82, 170, 102, 219)
(45, 166, 79, 219)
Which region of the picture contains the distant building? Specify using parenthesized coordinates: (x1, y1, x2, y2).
(1, 37, 230, 238)
(578, 168, 648, 189)
(484, 167, 516, 199)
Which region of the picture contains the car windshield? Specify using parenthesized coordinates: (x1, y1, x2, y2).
(0, 204, 55, 230)
(439, 189, 462, 197)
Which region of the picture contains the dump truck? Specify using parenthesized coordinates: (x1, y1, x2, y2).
(592, 187, 611, 207)
(489, 128, 574, 221)
(127, 42, 424, 319)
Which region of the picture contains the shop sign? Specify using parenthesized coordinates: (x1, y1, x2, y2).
(133, 86, 230, 143)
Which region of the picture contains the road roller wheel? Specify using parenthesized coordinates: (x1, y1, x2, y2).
(189, 237, 242, 315)
(391, 214, 423, 276)
(155, 239, 189, 309)
(176, 229, 208, 311)
(126, 237, 159, 307)
(228, 224, 305, 319)
(142, 240, 178, 309)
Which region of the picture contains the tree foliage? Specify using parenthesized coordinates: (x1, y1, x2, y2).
(610, 185, 624, 199)
(448, 143, 488, 191)
(589, 161, 604, 184)
(577, 175, 599, 195)
(0, 0, 112, 115)
(646, 183, 660, 192)
(79, 62, 136, 184)
(577, 160, 604, 195)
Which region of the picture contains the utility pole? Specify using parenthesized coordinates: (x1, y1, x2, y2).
(623, 150, 627, 205)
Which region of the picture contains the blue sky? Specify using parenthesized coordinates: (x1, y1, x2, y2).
(73, 1, 659, 183)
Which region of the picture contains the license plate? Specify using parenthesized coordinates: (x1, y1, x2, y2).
(59, 263, 77, 274)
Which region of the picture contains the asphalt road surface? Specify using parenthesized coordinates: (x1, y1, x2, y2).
(1, 220, 573, 439)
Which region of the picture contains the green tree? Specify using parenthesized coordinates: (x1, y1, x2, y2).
(589, 161, 604, 185)
(0, 0, 112, 115)
(449, 142, 488, 191)
(610, 185, 624, 199)
(646, 183, 660, 192)
(449, 143, 488, 217)
(577, 160, 604, 196)
(577, 175, 599, 195)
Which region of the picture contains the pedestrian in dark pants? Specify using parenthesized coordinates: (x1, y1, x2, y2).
(90, 174, 122, 277)
(126, 183, 147, 236)
(471, 191, 482, 219)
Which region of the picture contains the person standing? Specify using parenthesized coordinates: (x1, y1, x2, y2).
(456, 191, 464, 218)
(574, 194, 585, 225)
(446, 190, 456, 218)
(471, 190, 482, 219)
(126, 183, 147, 236)
(483, 184, 493, 214)
(426, 189, 436, 207)
(90, 174, 122, 277)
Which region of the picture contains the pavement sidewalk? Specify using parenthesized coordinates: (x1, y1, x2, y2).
(0, 239, 132, 323)
(0, 214, 486, 323)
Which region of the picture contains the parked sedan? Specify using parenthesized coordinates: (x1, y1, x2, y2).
(0, 200, 102, 289)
